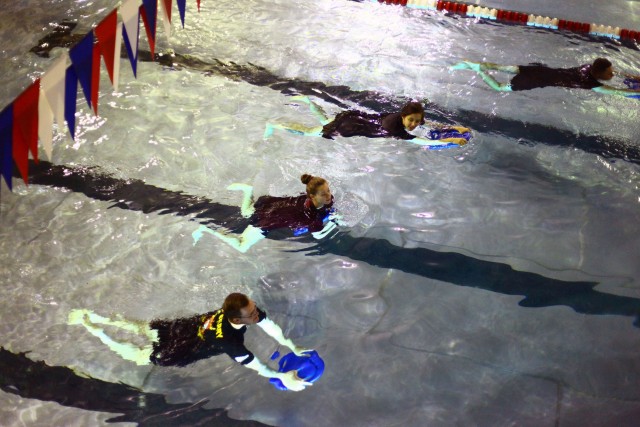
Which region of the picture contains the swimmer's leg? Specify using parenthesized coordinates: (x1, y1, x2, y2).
(475, 68, 512, 91)
(263, 122, 323, 139)
(290, 95, 331, 125)
(451, 61, 516, 91)
(192, 224, 266, 253)
(227, 183, 255, 217)
(478, 62, 520, 74)
(68, 309, 155, 366)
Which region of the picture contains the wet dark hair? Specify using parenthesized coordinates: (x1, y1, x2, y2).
(222, 293, 249, 319)
(301, 174, 328, 197)
(399, 102, 425, 125)
(591, 58, 612, 77)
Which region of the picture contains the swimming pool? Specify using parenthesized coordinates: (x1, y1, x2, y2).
(1, 0, 639, 425)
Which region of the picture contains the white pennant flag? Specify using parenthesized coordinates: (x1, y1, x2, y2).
(40, 56, 69, 147)
(113, 22, 123, 90)
(121, 0, 140, 75)
(38, 84, 54, 160)
(160, 0, 173, 41)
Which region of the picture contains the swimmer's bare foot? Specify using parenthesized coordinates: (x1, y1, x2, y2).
(451, 61, 471, 71)
(289, 95, 312, 104)
(263, 123, 275, 139)
(451, 60, 482, 72)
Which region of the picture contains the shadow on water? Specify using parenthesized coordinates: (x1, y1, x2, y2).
(19, 160, 640, 328)
(0, 348, 271, 426)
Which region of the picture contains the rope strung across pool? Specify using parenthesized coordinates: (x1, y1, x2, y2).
(374, 0, 640, 43)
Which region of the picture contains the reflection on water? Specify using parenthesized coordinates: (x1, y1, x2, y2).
(1, 0, 640, 425)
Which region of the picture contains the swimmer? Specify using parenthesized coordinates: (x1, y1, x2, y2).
(451, 57, 640, 98)
(264, 97, 470, 146)
(67, 293, 313, 391)
(192, 174, 338, 253)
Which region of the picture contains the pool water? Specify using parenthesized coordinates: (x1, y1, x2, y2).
(1, 0, 639, 426)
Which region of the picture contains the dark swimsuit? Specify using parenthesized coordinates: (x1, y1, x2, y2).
(250, 194, 334, 234)
(149, 307, 267, 367)
(321, 111, 415, 140)
(510, 64, 603, 91)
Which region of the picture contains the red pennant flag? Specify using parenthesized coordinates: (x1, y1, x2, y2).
(13, 80, 41, 184)
(95, 9, 118, 86)
(197, 0, 201, 12)
(162, 0, 172, 23)
(91, 41, 101, 115)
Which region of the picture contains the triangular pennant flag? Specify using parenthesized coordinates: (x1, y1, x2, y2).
(64, 66, 79, 140)
(0, 105, 14, 190)
(38, 83, 54, 160)
(176, 0, 186, 27)
(140, 0, 158, 57)
(197, 0, 201, 12)
(162, 0, 172, 23)
(69, 31, 98, 114)
(160, 0, 173, 40)
(95, 9, 119, 87)
(13, 80, 41, 184)
(41, 56, 68, 131)
(121, 0, 141, 77)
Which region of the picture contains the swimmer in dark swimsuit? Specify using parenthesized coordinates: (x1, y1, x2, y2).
(264, 97, 470, 146)
(193, 174, 338, 252)
(68, 293, 313, 391)
(451, 57, 640, 98)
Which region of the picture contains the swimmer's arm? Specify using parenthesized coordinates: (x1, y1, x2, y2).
(245, 358, 312, 391)
(592, 85, 640, 97)
(618, 72, 640, 79)
(438, 137, 469, 146)
(258, 317, 312, 355)
(423, 120, 470, 134)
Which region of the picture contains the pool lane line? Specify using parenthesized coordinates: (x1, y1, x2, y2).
(17, 159, 640, 328)
(372, 0, 640, 44)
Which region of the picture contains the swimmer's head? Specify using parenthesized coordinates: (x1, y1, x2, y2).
(400, 102, 425, 131)
(224, 293, 260, 325)
(301, 174, 332, 208)
(591, 58, 613, 81)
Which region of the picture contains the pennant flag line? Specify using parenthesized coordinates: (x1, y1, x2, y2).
(1, 0, 202, 197)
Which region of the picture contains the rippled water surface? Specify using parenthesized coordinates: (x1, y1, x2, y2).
(1, 0, 639, 426)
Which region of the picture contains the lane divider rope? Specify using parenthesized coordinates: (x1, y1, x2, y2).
(374, 0, 640, 42)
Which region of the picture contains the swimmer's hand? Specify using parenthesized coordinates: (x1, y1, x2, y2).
(312, 221, 337, 239)
(293, 346, 314, 356)
(440, 137, 468, 146)
(276, 371, 313, 392)
(451, 126, 470, 133)
(328, 212, 347, 227)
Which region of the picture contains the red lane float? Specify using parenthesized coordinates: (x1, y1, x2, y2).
(376, 0, 639, 42)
